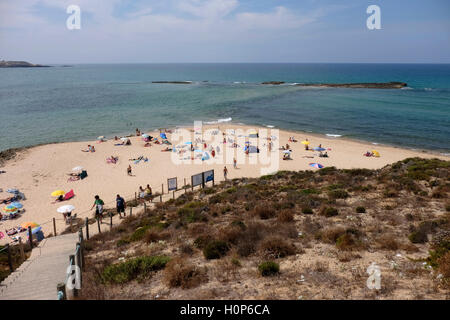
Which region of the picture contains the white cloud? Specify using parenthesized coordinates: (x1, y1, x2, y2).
(177, 0, 238, 19)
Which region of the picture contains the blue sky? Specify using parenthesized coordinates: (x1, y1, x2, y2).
(0, 0, 449, 63)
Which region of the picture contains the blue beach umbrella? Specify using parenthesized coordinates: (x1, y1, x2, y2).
(314, 147, 326, 152)
(309, 163, 324, 169)
(142, 134, 150, 138)
(10, 202, 23, 209)
(160, 133, 167, 140)
(7, 189, 19, 194)
(184, 141, 192, 145)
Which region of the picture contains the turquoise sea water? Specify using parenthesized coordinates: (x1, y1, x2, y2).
(0, 63, 449, 153)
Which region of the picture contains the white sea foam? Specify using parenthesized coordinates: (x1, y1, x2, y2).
(326, 134, 342, 138)
(401, 87, 413, 90)
(204, 117, 232, 124)
(266, 125, 275, 128)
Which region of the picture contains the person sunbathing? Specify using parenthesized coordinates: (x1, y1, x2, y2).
(125, 139, 131, 145)
(364, 151, 373, 157)
(107, 156, 118, 163)
(81, 144, 92, 152)
(161, 147, 172, 152)
(1, 196, 15, 204)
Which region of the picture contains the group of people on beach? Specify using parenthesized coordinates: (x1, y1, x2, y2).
(81, 145, 95, 152)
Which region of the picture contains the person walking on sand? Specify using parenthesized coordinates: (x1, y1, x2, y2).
(223, 166, 228, 180)
(233, 158, 237, 169)
(91, 195, 104, 223)
(116, 194, 126, 218)
(127, 165, 132, 176)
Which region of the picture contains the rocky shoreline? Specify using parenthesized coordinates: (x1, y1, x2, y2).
(261, 81, 407, 89)
(0, 60, 50, 68)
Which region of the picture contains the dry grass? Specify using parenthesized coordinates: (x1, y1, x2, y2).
(163, 258, 207, 289)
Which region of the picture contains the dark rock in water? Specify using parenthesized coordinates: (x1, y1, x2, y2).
(0, 60, 50, 68)
(152, 81, 193, 84)
(261, 81, 285, 85)
(295, 82, 407, 89)
(0, 148, 25, 166)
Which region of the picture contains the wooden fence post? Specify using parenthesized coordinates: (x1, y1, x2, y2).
(173, 190, 175, 200)
(18, 238, 25, 261)
(144, 202, 147, 214)
(6, 244, 13, 272)
(97, 218, 101, 233)
(135, 192, 137, 202)
(57, 283, 66, 300)
(110, 213, 113, 230)
(76, 243, 82, 284)
(85, 217, 89, 240)
(129, 207, 132, 216)
(184, 178, 187, 193)
(159, 194, 162, 202)
(53, 217, 57, 237)
(27, 226, 33, 249)
(162, 184, 164, 195)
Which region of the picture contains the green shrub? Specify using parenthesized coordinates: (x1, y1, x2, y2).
(355, 206, 366, 213)
(319, 207, 339, 217)
(301, 188, 320, 195)
(203, 240, 229, 259)
(254, 206, 276, 219)
(230, 220, 246, 230)
(101, 256, 170, 284)
(258, 261, 280, 276)
(328, 189, 349, 199)
(408, 230, 428, 244)
(301, 207, 313, 214)
(116, 239, 130, 247)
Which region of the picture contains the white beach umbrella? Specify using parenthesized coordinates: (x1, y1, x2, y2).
(57, 205, 75, 213)
(97, 136, 105, 140)
(72, 166, 83, 172)
(121, 137, 128, 141)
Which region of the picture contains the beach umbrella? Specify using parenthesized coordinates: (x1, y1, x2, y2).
(51, 190, 65, 197)
(21, 222, 39, 229)
(97, 136, 105, 140)
(31, 226, 42, 235)
(3, 205, 18, 213)
(10, 202, 23, 209)
(184, 141, 192, 145)
(72, 166, 83, 172)
(314, 147, 326, 151)
(282, 150, 292, 154)
(57, 205, 75, 213)
(309, 163, 324, 169)
(372, 150, 380, 157)
(121, 137, 128, 141)
(301, 141, 310, 145)
(142, 134, 149, 138)
(160, 133, 167, 140)
(6, 188, 19, 194)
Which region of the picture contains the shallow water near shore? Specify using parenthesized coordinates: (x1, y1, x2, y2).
(1, 63, 449, 153)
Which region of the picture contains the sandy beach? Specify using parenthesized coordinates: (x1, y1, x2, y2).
(0, 124, 448, 242)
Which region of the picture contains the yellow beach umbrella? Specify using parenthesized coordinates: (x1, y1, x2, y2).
(372, 150, 380, 157)
(51, 190, 65, 197)
(21, 222, 39, 229)
(301, 140, 310, 145)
